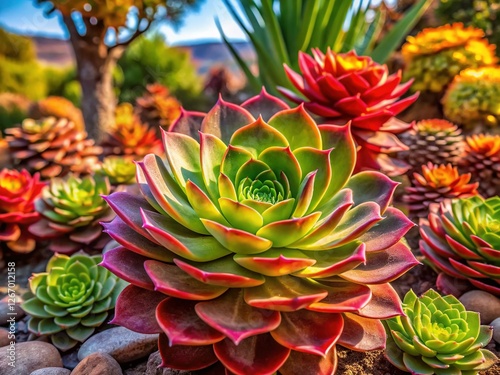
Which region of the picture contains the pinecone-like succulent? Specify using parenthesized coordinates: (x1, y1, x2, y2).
(420, 196, 500, 296)
(442, 66, 500, 129)
(385, 289, 496, 375)
(29, 96, 84, 131)
(399, 119, 464, 170)
(102, 91, 418, 374)
(402, 23, 497, 93)
(29, 174, 114, 254)
(101, 103, 163, 159)
(458, 134, 500, 197)
(279, 49, 418, 176)
(0, 169, 45, 253)
(5, 117, 101, 179)
(135, 83, 182, 129)
(404, 163, 478, 220)
(21, 253, 127, 350)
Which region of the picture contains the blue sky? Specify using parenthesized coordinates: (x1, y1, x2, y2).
(0, 0, 247, 45)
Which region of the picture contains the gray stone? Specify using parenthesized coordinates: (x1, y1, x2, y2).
(459, 290, 500, 324)
(70, 353, 122, 375)
(0, 295, 25, 326)
(0, 328, 10, 347)
(30, 368, 71, 375)
(145, 351, 191, 375)
(0, 341, 62, 375)
(491, 317, 500, 344)
(77, 327, 158, 364)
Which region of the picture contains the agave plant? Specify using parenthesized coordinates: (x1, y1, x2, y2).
(404, 163, 478, 220)
(385, 289, 496, 375)
(399, 119, 464, 171)
(21, 253, 127, 350)
(279, 49, 417, 176)
(100, 103, 163, 160)
(458, 134, 500, 198)
(442, 66, 500, 129)
(96, 156, 137, 187)
(5, 117, 101, 180)
(219, 0, 432, 95)
(0, 169, 45, 253)
(29, 174, 114, 254)
(402, 23, 497, 93)
(102, 91, 418, 374)
(135, 83, 182, 130)
(420, 196, 500, 296)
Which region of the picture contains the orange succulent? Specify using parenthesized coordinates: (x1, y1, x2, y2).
(404, 163, 478, 219)
(135, 83, 182, 129)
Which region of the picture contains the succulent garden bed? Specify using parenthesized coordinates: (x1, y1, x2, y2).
(3, 1, 500, 375)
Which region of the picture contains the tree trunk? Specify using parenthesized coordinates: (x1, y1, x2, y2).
(77, 51, 119, 141)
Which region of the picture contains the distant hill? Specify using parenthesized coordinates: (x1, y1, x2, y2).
(31, 35, 255, 77)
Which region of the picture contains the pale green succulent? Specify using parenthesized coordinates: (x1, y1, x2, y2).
(97, 156, 136, 186)
(385, 289, 497, 375)
(22, 253, 127, 350)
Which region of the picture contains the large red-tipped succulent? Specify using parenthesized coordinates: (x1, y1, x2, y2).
(420, 196, 500, 296)
(0, 169, 45, 253)
(278, 49, 418, 176)
(102, 91, 418, 374)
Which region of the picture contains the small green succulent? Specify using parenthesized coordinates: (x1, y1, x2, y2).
(97, 156, 136, 186)
(22, 253, 128, 350)
(385, 289, 497, 375)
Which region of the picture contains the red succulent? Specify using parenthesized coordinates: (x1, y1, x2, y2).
(0, 169, 45, 253)
(279, 49, 418, 176)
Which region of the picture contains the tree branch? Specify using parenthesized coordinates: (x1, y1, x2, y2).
(110, 17, 154, 50)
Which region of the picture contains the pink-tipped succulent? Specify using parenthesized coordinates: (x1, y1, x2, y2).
(278, 49, 418, 176)
(0, 169, 45, 253)
(420, 196, 500, 297)
(101, 90, 418, 374)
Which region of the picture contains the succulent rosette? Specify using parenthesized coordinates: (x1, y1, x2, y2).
(399, 119, 464, 171)
(135, 83, 182, 129)
(404, 163, 478, 220)
(385, 289, 496, 375)
(5, 117, 101, 179)
(21, 253, 127, 350)
(102, 91, 418, 374)
(0, 169, 45, 253)
(442, 66, 500, 129)
(101, 103, 163, 160)
(402, 23, 497, 93)
(420, 196, 500, 296)
(459, 134, 500, 198)
(29, 174, 114, 254)
(278, 49, 417, 176)
(97, 156, 137, 187)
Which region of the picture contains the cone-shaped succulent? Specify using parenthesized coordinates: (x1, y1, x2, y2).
(21, 253, 127, 351)
(402, 23, 497, 93)
(442, 66, 500, 129)
(101, 103, 163, 160)
(404, 163, 479, 220)
(102, 91, 418, 374)
(29, 96, 85, 131)
(385, 289, 496, 375)
(458, 134, 500, 197)
(5, 117, 101, 179)
(96, 156, 137, 187)
(420, 196, 500, 296)
(135, 83, 182, 129)
(399, 119, 464, 170)
(0, 169, 45, 253)
(29, 174, 114, 254)
(278, 49, 418, 176)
